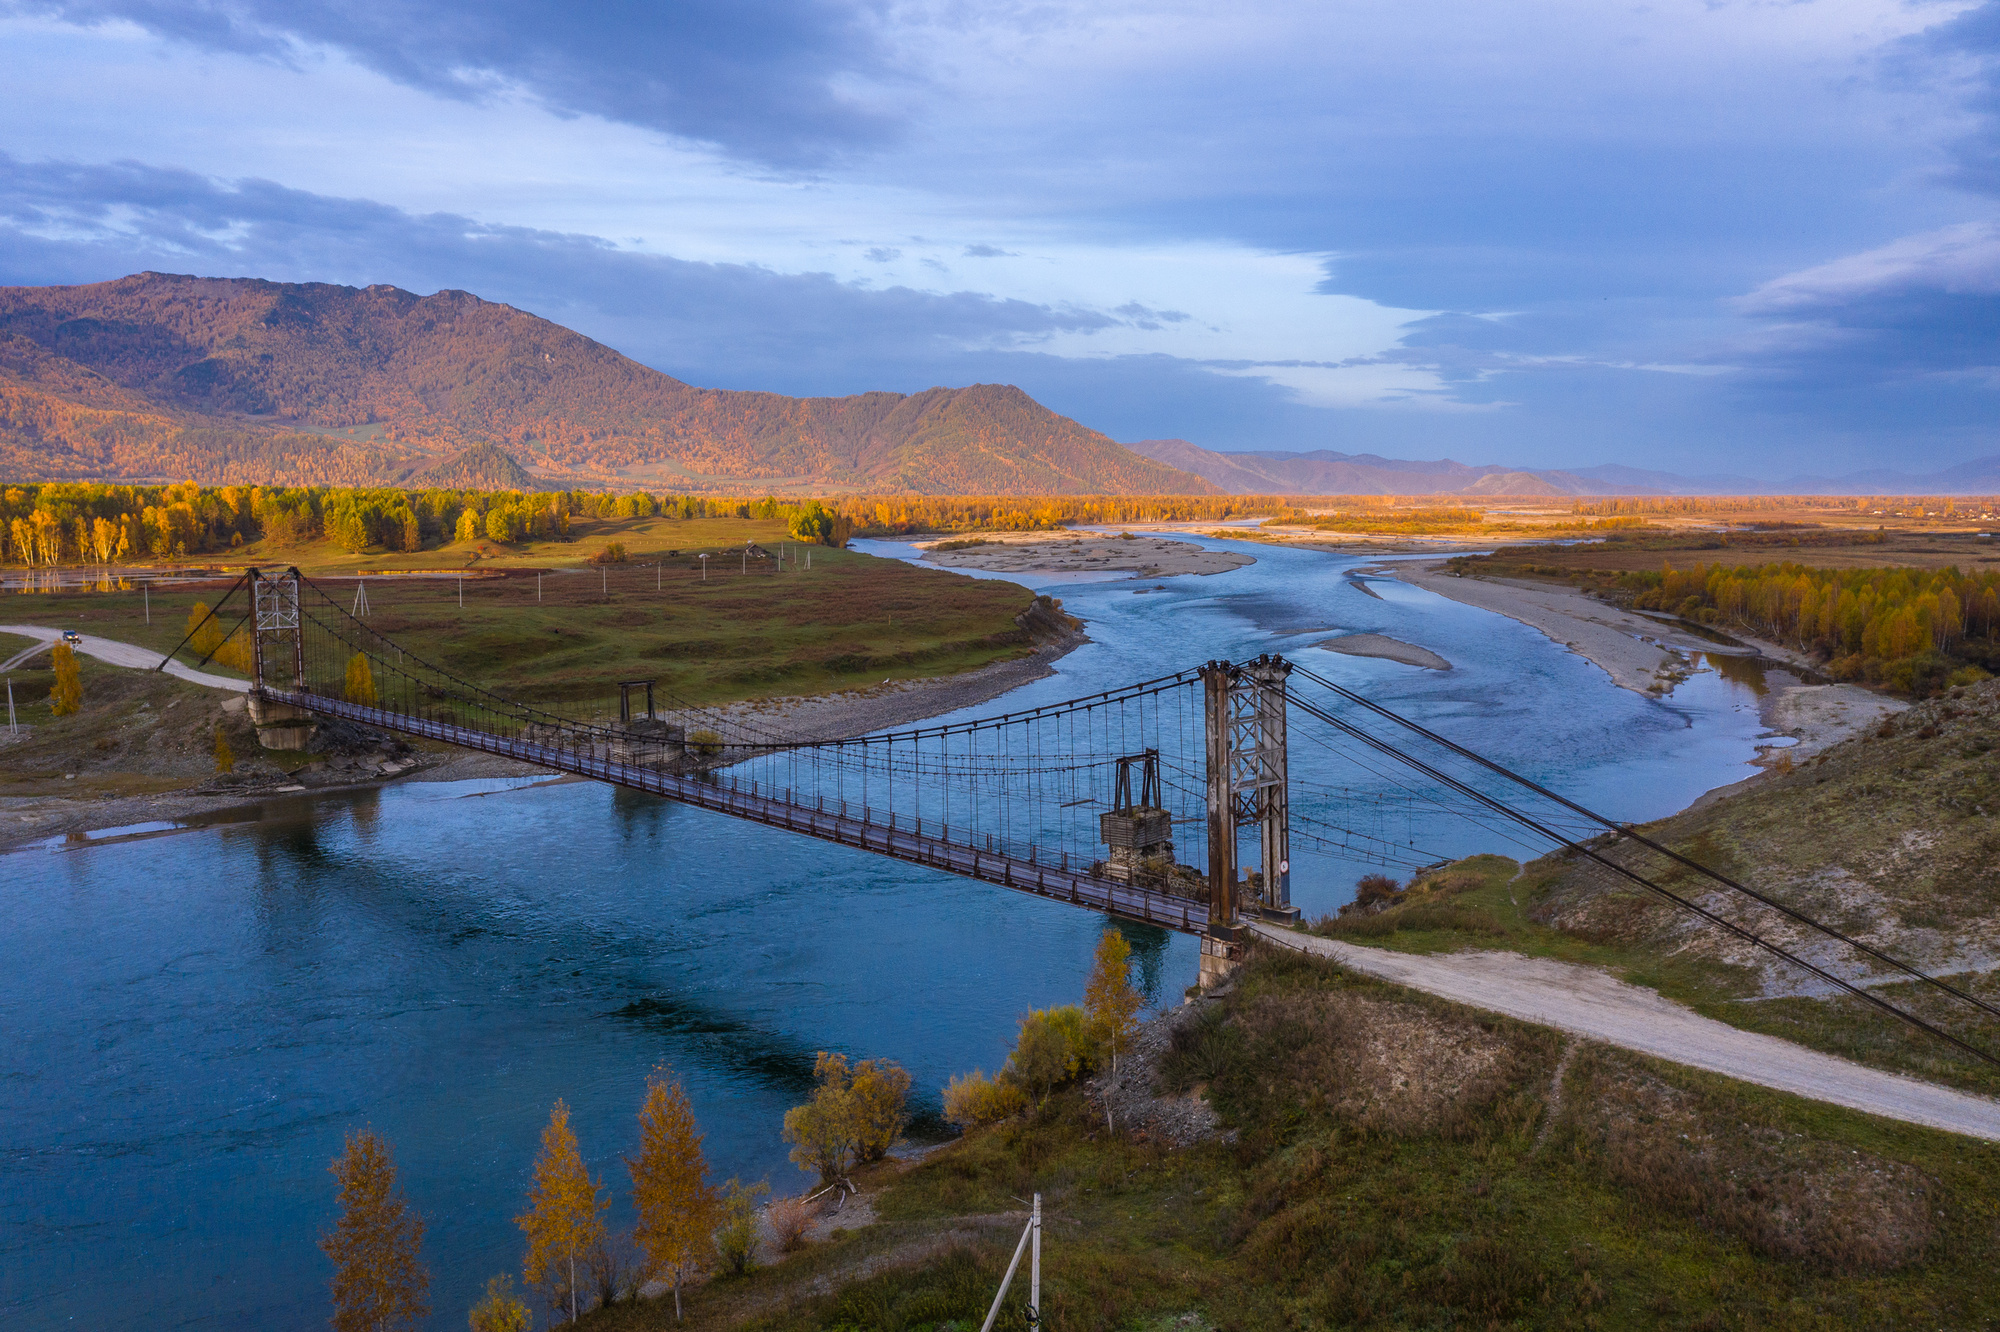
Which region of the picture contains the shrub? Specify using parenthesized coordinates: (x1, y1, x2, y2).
(1002, 1006, 1094, 1105)
(713, 1178, 769, 1276)
(588, 542, 629, 564)
(766, 1195, 818, 1252)
(941, 1070, 1027, 1129)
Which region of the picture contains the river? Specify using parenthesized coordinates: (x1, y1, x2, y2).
(1, 535, 1776, 1329)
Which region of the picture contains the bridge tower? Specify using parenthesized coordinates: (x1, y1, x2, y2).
(1199, 654, 1296, 987)
(246, 567, 317, 750)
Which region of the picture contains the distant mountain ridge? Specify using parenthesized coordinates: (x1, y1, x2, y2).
(0, 273, 1212, 495)
(1126, 439, 2000, 496)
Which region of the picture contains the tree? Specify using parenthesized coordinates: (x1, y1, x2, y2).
(321, 1128, 430, 1332)
(467, 1275, 532, 1332)
(345, 653, 378, 706)
(782, 1053, 861, 1185)
(214, 723, 235, 774)
(1084, 929, 1145, 1128)
(848, 1057, 911, 1164)
(517, 1099, 606, 1326)
(455, 508, 483, 543)
(48, 641, 81, 717)
(628, 1070, 718, 1321)
(780, 1052, 910, 1184)
(1004, 1006, 1093, 1107)
(713, 1178, 769, 1276)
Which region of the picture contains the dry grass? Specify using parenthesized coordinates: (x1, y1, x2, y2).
(1565, 1047, 1935, 1271)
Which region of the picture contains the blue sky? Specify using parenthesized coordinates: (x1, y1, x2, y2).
(1, 0, 1996, 476)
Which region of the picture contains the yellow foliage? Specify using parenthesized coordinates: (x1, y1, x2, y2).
(48, 641, 81, 716)
(941, 1070, 1027, 1129)
(629, 1069, 718, 1318)
(214, 724, 234, 774)
(467, 1275, 531, 1332)
(345, 654, 378, 706)
(516, 1099, 605, 1327)
(1084, 929, 1145, 1073)
(781, 1052, 911, 1184)
(320, 1129, 430, 1332)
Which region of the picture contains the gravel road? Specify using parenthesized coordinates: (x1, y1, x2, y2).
(0, 624, 248, 691)
(1249, 921, 2000, 1142)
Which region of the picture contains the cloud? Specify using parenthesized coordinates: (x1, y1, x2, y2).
(1111, 301, 1190, 330)
(961, 244, 1015, 257)
(1734, 221, 2000, 383)
(7, 0, 901, 165)
(0, 152, 1119, 386)
(863, 246, 901, 262)
(1912, 0, 2000, 194)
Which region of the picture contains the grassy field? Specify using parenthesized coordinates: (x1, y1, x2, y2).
(2, 516, 1047, 710)
(571, 948, 2000, 1332)
(1452, 525, 2000, 576)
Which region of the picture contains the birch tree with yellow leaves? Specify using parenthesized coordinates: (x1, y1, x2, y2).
(628, 1069, 718, 1321)
(517, 1099, 606, 1325)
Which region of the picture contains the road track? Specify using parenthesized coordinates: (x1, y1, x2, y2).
(1250, 921, 2000, 1142)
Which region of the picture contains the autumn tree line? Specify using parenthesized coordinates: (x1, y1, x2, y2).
(1572, 495, 1999, 517)
(0, 483, 856, 565)
(1627, 561, 2000, 693)
(320, 931, 1143, 1331)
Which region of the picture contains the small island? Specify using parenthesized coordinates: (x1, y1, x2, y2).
(917, 531, 1253, 578)
(1316, 632, 1452, 670)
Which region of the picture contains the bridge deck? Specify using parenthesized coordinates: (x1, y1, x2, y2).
(271, 690, 1212, 936)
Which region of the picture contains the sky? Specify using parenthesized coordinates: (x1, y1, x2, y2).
(1, 0, 1997, 478)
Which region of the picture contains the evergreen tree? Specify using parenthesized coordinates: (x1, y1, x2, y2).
(628, 1070, 718, 1320)
(48, 641, 81, 717)
(321, 1128, 430, 1332)
(517, 1099, 605, 1325)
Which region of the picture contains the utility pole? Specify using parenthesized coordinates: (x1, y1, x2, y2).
(537, 572, 542, 602)
(699, 554, 709, 581)
(7, 677, 16, 736)
(143, 583, 150, 625)
(601, 565, 607, 599)
(741, 547, 747, 575)
(458, 575, 463, 608)
(1029, 1193, 1041, 1332)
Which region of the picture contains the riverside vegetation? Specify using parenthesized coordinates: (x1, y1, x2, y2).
(313, 918, 2000, 1330)
(588, 942, 1994, 1330)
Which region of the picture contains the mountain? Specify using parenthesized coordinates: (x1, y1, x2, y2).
(1127, 440, 1999, 497)
(411, 442, 537, 490)
(0, 273, 1211, 496)
(1124, 440, 1638, 495)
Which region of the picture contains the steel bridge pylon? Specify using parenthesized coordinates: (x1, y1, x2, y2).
(1199, 654, 1295, 987)
(246, 567, 318, 750)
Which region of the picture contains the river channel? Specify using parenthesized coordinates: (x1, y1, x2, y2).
(3, 535, 1778, 1329)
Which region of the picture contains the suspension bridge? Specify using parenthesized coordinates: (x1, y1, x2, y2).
(154, 567, 2000, 1073)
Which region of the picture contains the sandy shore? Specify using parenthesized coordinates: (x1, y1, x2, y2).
(1382, 560, 1907, 790)
(1386, 562, 1727, 694)
(1316, 633, 1451, 670)
(917, 531, 1252, 578)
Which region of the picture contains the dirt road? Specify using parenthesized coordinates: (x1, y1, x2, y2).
(0, 624, 248, 692)
(1248, 921, 2000, 1142)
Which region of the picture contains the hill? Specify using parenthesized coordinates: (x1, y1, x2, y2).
(0, 274, 1211, 496)
(1127, 438, 2000, 497)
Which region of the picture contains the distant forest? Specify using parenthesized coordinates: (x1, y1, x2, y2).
(0, 483, 1302, 565)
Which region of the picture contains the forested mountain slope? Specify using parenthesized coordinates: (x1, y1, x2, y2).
(0, 273, 1209, 495)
